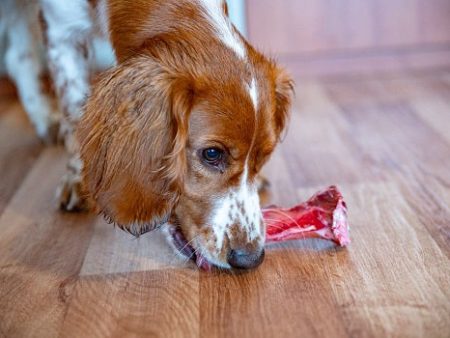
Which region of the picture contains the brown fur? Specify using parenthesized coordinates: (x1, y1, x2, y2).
(77, 0, 293, 260)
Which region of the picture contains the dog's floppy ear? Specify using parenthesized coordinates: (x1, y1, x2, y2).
(77, 56, 192, 235)
(272, 65, 294, 137)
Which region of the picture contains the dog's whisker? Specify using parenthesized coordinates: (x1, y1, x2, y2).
(168, 233, 201, 266)
(264, 224, 286, 231)
(263, 209, 302, 228)
(178, 235, 199, 257)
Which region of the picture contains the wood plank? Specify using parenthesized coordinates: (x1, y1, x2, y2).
(410, 75, 450, 145)
(410, 96, 450, 144)
(331, 70, 450, 146)
(0, 101, 43, 215)
(324, 77, 450, 165)
(60, 270, 199, 338)
(1, 72, 450, 337)
(260, 81, 360, 205)
(400, 164, 450, 261)
(325, 182, 450, 337)
(261, 146, 298, 207)
(0, 148, 97, 337)
(79, 222, 194, 277)
(200, 236, 348, 338)
(200, 181, 450, 338)
(326, 80, 450, 262)
(279, 81, 381, 188)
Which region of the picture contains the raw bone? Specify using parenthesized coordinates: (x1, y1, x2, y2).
(263, 186, 350, 246)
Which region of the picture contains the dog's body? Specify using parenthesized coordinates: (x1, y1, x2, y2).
(2, 0, 293, 270)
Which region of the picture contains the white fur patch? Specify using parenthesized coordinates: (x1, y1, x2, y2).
(2, 0, 56, 138)
(40, 0, 92, 121)
(210, 165, 263, 251)
(207, 74, 263, 257)
(235, 165, 263, 241)
(198, 0, 246, 59)
(47, 44, 90, 120)
(248, 77, 258, 110)
(40, 0, 92, 41)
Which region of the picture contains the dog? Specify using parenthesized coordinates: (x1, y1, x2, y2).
(1, 0, 293, 270)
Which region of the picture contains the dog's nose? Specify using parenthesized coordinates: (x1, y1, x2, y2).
(227, 247, 265, 269)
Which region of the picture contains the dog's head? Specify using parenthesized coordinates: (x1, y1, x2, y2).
(78, 3, 293, 270)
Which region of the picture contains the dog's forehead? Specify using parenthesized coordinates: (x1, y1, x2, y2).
(189, 97, 275, 156)
(187, 61, 279, 167)
(193, 71, 274, 126)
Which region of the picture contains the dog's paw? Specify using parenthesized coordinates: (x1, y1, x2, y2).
(56, 173, 90, 212)
(56, 158, 91, 212)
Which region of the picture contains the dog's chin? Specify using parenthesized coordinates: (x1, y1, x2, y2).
(165, 224, 230, 271)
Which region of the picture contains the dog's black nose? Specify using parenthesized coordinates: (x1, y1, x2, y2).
(227, 248, 265, 269)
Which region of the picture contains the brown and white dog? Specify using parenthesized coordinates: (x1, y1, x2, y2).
(1, 0, 293, 270)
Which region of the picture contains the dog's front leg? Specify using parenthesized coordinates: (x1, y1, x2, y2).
(39, 0, 93, 211)
(4, 1, 60, 143)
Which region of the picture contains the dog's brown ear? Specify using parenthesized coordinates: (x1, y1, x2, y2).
(77, 57, 192, 235)
(272, 65, 294, 137)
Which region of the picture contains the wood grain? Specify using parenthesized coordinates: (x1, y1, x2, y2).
(0, 71, 449, 337)
(330, 182, 449, 337)
(0, 148, 97, 337)
(61, 270, 199, 338)
(0, 101, 42, 214)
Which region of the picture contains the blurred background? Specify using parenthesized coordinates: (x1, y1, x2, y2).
(244, 0, 450, 78)
(2, 0, 450, 79)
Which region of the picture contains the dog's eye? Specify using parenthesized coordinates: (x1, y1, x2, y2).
(202, 148, 223, 165)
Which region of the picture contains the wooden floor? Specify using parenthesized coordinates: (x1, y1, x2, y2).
(0, 70, 449, 338)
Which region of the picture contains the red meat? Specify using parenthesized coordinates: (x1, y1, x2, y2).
(264, 186, 350, 246)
